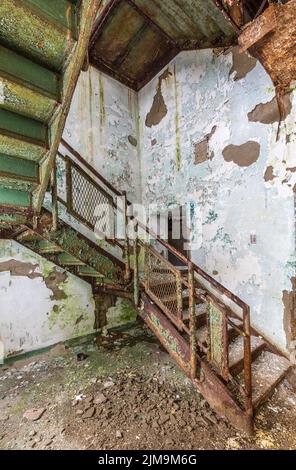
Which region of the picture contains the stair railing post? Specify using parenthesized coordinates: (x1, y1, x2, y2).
(50, 155, 58, 232)
(243, 305, 253, 423)
(188, 262, 197, 380)
(122, 191, 131, 282)
(133, 221, 139, 307)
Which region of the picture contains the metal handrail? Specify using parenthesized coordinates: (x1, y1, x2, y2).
(59, 138, 252, 414)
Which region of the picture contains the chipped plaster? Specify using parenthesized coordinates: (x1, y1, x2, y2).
(138, 48, 296, 354)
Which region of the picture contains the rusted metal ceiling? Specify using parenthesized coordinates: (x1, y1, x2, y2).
(89, 0, 238, 90)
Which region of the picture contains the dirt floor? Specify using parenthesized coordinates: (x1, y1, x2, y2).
(1, 321, 296, 451)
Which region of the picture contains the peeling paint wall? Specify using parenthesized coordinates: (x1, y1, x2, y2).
(0, 240, 96, 359)
(138, 48, 296, 355)
(63, 66, 141, 203)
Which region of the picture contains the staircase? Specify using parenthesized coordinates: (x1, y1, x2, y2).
(0, 1, 293, 436)
(0, 0, 97, 224)
(1, 139, 292, 435)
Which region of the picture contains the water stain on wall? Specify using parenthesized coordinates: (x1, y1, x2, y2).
(145, 69, 171, 128)
(229, 46, 257, 80)
(248, 93, 292, 124)
(222, 141, 260, 167)
(283, 276, 296, 351)
(194, 126, 217, 165)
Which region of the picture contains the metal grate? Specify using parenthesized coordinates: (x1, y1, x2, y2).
(207, 299, 229, 380)
(144, 243, 183, 329)
(67, 159, 114, 238)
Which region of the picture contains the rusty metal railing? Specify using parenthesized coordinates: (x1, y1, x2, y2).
(54, 138, 252, 419)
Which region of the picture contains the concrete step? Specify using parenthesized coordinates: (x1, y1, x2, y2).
(237, 350, 292, 409)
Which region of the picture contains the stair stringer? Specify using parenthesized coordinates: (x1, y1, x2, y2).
(141, 293, 253, 435)
(33, 0, 98, 213)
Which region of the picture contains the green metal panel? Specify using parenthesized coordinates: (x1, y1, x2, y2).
(0, 175, 36, 192)
(0, 153, 38, 179)
(0, 187, 30, 207)
(24, 0, 76, 32)
(58, 253, 85, 265)
(0, 0, 74, 72)
(132, 0, 236, 43)
(0, 76, 57, 123)
(0, 109, 47, 144)
(0, 134, 46, 162)
(35, 240, 63, 254)
(78, 266, 104, 277)
(0, 45, 60, 99)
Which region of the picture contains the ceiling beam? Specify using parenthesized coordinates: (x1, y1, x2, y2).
(124, 0, 179, 48)
(112, 22, 150, 69)
(89, 0, 122, 50)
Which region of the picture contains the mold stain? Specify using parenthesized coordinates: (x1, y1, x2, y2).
(222, 141, 260, 167)
(173, 64, 181, 172)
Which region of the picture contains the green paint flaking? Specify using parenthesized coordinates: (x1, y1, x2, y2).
(149, 312, 186, 361)
(0, 77, 56, 122)
(173, 64, 181, 171)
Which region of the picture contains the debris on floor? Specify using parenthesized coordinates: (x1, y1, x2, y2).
(0, 322, 296, 450)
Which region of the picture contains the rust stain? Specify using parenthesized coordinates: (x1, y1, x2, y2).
(173, 64, 181, 171)
(264, 165, 275, 182)
(283, 277, 296, 350)
(248, 93, 292, 124)
(128, 135, 137, 147)
(194, 126, 217, 165)
(222, 141, 260, 167)
(145, 69, 171, 128)
(44, 268, 67, 301)
(0, 259, 42, 279)
(230, 46, 257, 81)
(99, 73, 105, 131)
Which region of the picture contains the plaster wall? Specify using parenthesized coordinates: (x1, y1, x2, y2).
(138, 48, 296, 355)
(63, 66, 141, 203)
(0, 240, 96, 360)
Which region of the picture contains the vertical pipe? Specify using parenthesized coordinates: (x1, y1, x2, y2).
(133, 222, 139, 307)
(188, 262, 197, 380)
(122, 191, 131, 282)
(243, 305, 253, 420)
(50, 155, 58, 232)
